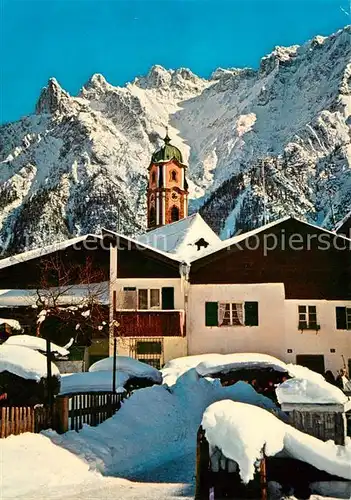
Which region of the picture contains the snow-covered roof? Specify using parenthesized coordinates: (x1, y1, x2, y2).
(189, 215, 351, 263)
(0, 318, 22, 330)
(137, 213, 221, 259)
(89, 355, 162, 384)
(202, 401, 351, 483)
(335, 210, 351, 232)
(276, 376, 348, 405)
(102, 228, 184, 263)
(0, 234, 102, 271)
(0, 344, 60, 381)
(195, 353, 290, 377)
(0, 282, 109, 308)
(59, 371, 128, 395)
(4, 335, 70, 357)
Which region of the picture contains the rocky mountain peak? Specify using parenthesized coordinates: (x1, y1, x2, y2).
(83, 73, 109, 91)
(35, 78, 72, 115)
(135, 65, 172, 89)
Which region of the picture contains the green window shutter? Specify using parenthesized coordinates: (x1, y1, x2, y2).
(205, 302, 218, 327)
(336, 307, 347, 330)
(245, 302, 259, 326)
(162, 287, 174, 310)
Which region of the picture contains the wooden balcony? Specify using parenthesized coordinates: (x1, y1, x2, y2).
(114, 310, 185, 337)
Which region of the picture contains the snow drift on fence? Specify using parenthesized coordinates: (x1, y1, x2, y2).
(89, 355, 162, 384)
(4, 334, 69, 357)
(0, 344, 60, 381)
(202, 400, 351, 484)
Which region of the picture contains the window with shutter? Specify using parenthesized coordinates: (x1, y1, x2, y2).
(336, 307, 351, 330)
(205, 302, 218, 326)
(218, 303, 244, 326)
(245, 302, 259, 326)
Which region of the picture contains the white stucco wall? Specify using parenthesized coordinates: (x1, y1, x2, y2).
(283, 299, 351, 373)
(187, 283, 286, 359)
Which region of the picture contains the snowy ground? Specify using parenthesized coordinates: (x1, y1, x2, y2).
(1, 364, 349, 499)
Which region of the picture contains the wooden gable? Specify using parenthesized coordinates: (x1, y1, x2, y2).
(0, 237, 109, 289)
(190, 218, 351, 300)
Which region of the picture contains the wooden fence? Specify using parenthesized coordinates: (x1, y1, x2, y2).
(63, 391, 126, 432)
(0, 405, 54, 438)
(0, 391, 128, 438)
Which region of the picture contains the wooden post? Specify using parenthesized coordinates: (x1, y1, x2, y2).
(112, 337, 117, 393)
(1, 407, 5, 438)
(195, 426, 210, 500)
(46, 338, 55, 427)
(55, 397, 69, 434)
(260, 453, 267, 500)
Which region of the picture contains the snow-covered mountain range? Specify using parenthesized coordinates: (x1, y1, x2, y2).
(0, 26, 350, 255)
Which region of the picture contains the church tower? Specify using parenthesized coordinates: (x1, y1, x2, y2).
(147, 131, 188, 230)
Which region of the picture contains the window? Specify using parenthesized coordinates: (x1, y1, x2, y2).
(298, 305, 319, 330)
(133, 339, 163, 369)
(121, 287, 173, 311)
(336, 307, 351, 330)
(205, 301, 259, 327)
(138, 289, 160, 310)
(123, 287, 137, 309)
(171, 205, 179, 222)
(170, 170, 177, 182)
(149, 207, 156, 226)
(136, 341, 162, 355)
(219, 303, 244, 326)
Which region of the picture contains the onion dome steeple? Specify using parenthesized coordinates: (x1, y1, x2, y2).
(151, 128, 184, 165)
(147, 127, 188, 230)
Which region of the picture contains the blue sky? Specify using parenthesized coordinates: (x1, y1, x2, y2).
(1, 0, 349, 123)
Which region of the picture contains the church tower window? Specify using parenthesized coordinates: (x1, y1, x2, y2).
(149, 206, 156, 226)
(171, 205, 180, 222)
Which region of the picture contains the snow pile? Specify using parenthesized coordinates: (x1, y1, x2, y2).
(89, 355, 162, 384)
(276, 377, 348, 405)
(0, 318, 22, 330)
(60, 371, 129, 394)
(162, 353, 224, 386)
(195, 352, 289, 377)
(0, 432, 105, 498)
(44, 370, 279, 480)
(4, 334, 69, 357)
(202, 400, 286, 483)
(0, 344, 60, 381)
(202, 401, 351, 484)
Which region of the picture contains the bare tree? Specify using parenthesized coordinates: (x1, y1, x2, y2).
(34, 254, 109, 347)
